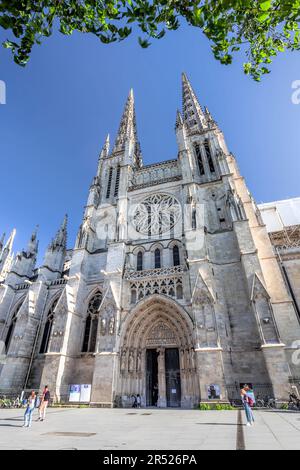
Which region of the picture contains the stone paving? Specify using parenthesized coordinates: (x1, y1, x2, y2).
(0, 408, 300, 450)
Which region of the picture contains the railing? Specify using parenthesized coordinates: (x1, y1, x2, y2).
(15, 283, 30, 291)
(49, 278, 67, 287)
(126, 266, 184, 304)
(125, 265, 184, 281)
(227, 383, 274, 403)
(129, 160, 182, 191)
(270, 225, 300, 250)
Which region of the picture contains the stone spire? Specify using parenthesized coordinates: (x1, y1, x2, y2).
(40, 217, 68, 278)
(0, 233, 5, 253)
(0, 229, 16, 278)
(103, 134, 110, 156)
(4, 229, 16, 253)
(7, 228, 38, 282)
(175, 110, 184, 130)
(27, 226, 39, 256)
(113, 89, 142, 167)
(100, 134, 110, 160)
(182, 73, 207, 131)
(97, 134, 110, 177)
(49, 215, 68, 251)
(204, 106, 217, 128)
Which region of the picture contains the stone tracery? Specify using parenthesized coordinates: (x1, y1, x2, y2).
(133, 194, 181, 236)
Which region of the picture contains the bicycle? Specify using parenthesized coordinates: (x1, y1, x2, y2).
(288, 394, 300, 411)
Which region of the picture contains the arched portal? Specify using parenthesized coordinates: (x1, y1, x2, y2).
(118, 295, 199, 408)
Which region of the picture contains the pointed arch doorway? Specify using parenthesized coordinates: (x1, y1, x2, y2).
(145, 322, 182, 408)
(146, 348, 182, 408)
(119, 295, 198, 409)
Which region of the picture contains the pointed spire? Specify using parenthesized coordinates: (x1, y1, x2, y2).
(97, 134, 110, 177)
(62, 214, 68, 231)
(27, 226, 39, 255)
(100, 134, 110, 159)
(175, 110, 184, 129)
(182, 73, 207, 130)
(104, 133, 110, 155)
(204, 106, 216, 127)
(5, 229, 16, 252)
(113, 89, 142, 166)
(0, 229, 15, 269)
(113, 89, 135, 151)
(0, 230, 15, 281)
(0, 233, 5, 252)
(204, 106, 212, 118)
(49, 215, 68, 250)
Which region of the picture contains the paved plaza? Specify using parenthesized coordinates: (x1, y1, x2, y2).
(0, 407, 300, 450)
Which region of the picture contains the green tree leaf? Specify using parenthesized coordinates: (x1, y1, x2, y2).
(0, 0, 299, 80)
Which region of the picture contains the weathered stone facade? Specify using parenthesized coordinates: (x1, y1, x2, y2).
(1, 75, 300, 407)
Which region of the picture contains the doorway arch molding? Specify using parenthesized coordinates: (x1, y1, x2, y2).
(120, 294, 195, 350)
(117, 295, 199, 408)
(117, 295, 198, 408)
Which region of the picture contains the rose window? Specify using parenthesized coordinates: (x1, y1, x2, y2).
(133, 194, 181, 235)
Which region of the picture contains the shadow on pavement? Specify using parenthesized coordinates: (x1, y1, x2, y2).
(1, 418, 23, 421)
(196, 423, 242, 426)
(0, 424, 23, 428)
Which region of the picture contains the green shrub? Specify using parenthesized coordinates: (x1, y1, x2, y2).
(199, 403, 235, 411)
(199, 403, 211, 411)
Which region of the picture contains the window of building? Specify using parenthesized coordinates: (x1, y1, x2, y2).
(176, 284, 183, 300)
(114, 166, 121, 197)
(131, 290, 137, 304)
(173, 245, 180, 267)
(204, 140, 215, 173)
(192, 208, 197, 230)
(154, 248, 161, 269)
(137, 251, 143, 271)
(194, 143, 205, 176)
(5, 302, 22, 353)
(106, 167, 113, 199)
(82, 292, 102, 353)
(40, 298, 59, 354)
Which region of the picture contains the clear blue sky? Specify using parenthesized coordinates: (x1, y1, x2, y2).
(0, 24, 299, 262)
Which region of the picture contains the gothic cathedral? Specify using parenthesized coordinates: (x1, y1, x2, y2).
(1, 75, 300, 408)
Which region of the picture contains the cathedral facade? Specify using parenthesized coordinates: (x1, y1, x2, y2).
(1, 75, 300, 407)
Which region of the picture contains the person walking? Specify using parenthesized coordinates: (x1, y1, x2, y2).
(136, 394, 141, 409)
(241, 384, 255, 427)
(38, 386, 50, 422)
(23, 391, 36, 428)
(132, 394, 138, 408)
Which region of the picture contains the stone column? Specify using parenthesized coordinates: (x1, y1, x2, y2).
(140, 348, 147, 407)
(179, 348, 188, 406)
(157, 348, 167, 408)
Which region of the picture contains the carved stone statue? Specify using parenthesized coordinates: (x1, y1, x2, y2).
(120, 350, 127, 371)
(157, 348, 165, 371)
(100, 318, 107, 336)
(137, 350, 142, 372)
(117, 210, 126, 241)
(128, 350, 134, 372)
(109, 316, 115, 335)
(227, 189, 240, 222)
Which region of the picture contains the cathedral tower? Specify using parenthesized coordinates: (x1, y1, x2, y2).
(0, 75, 299, 406)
